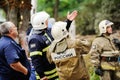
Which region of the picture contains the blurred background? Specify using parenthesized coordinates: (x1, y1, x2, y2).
(0, 0, 120, 80)
(0, 0, 120, 35)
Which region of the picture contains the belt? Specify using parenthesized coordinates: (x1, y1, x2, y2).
(101, 57, 118, 62)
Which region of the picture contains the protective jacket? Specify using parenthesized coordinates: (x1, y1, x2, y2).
(0, 36, 31, 80)
(28, 28, 58, 80)
(90, 34, 120, 70)
(47, 37, 90, 80)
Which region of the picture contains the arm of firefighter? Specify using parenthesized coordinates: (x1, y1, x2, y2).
(66, 20, 72, 31)
(10, 61, 28, 75)
(75, 39, 91, 54)
(89, 40, 102, 67)
(47, 49, 53, 64)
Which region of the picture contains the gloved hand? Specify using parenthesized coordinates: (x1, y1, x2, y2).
(95, 66, 103, 76)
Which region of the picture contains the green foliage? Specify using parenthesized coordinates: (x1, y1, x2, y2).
(76, 0, 101, 35)
(37, 0, 120, 35)
(90, 73, 100, 80)
(90, 67, 100, 80)
(37, 0, 54, 17)
(37, 0, 82, 18)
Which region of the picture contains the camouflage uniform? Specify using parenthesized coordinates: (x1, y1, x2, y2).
(89, 34, 120, 80)
(47, 37, 90, 80)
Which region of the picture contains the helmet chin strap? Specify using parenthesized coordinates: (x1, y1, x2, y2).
(103, 32, 111, 36)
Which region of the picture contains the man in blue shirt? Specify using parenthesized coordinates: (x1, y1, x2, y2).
(0, 21, 31, 80)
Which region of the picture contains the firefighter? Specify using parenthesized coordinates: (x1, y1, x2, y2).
(89, 20, 120, 80)
(47, 21, 90, 80)
(28, 11, 78, 80)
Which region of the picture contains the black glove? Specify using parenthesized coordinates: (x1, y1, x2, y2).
(112, 38, 120, 50)
(95, 66, 103, 76)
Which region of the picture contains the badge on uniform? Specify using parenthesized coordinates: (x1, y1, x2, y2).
(45, 40, 50, 45)
(30, 43, 36, 48)
(51, 48, 76, 61)
(92, 45, 97, 49)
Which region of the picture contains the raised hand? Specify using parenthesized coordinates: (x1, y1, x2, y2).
(67, 10, 78, 21)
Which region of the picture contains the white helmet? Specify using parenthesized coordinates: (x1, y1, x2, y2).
(99, 20, 114, 35)
(51, 21, 68, 42)
(31, 11, 50, 30)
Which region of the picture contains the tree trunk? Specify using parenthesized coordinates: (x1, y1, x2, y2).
(54, 0, 59, 20)
(8, 7, 18, 26)
(0, 0, 31, 31)
(19, 0, 31, 31)
(6, 0, 19, 26)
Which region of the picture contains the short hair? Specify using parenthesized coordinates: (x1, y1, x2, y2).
(0, 21, 13, 35)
